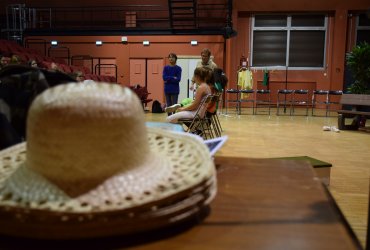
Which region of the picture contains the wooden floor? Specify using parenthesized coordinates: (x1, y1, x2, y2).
(145, 107, 369, 248)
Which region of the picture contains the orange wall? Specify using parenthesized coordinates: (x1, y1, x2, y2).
(227, 10, 358, 93)
(25, 35, 225, 86)
(234, 0, 369, 11)
(25, 9, 354, 94)
(21, 0, 370, 93)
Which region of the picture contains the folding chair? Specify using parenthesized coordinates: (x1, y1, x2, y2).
(312, 90, 329, 116)
(225, 89, 240, 115)
(178, 95, 214, 139)
(255, 90, 271, 115)
(292, 89, 310, 116)
(276, 89, 294, 115)
(326, 90, 343, 116)
(206, 93, 223, 137)
(239, 89, 255, 115)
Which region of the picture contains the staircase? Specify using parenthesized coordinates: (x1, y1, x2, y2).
(4, 4, 27, 43)
(168, 0, 197, 29)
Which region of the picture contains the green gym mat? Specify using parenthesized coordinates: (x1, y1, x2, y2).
(271, 156, 332, 168)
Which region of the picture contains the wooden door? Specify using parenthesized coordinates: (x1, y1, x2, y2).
(147, 59, 164, 103)
(129, 59, 146, 87)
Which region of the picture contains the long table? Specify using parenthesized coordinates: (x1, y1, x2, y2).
(0, 157, 362, 249)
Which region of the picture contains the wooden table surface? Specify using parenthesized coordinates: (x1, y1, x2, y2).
(0, 157, 362, 250)
(129, 157, 361, 250)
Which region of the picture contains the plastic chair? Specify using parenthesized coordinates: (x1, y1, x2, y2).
(276, 89, 294, 115)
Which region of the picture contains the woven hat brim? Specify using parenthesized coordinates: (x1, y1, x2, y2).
(0, 128, 215, 211)
(0, 174, 216, 239)
(0, 128, 216, 238)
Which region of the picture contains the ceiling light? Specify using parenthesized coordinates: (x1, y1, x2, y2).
(121, 36, 128, 44)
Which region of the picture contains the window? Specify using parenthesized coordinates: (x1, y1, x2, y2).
(252, 14, 327, 68)
(356, 14, 370, 44)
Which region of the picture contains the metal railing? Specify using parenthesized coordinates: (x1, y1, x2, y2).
(4, 1, 229, 32)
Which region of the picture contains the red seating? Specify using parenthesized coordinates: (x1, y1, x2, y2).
(54, 57, 67, 65)
(130, 85, 153, 109)
(16, 53, 28, 63)
(85, 74, 99, 81)
(32, 54, 45, 64)
(107, 76, 117, 83)
(0, 39, 117, 85)
(70, 65, 87, 74)
(59, 64, 72, 73)
(81, 66, 91, 74)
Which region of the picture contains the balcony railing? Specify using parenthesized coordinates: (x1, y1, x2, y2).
(24, 2, 229, 32)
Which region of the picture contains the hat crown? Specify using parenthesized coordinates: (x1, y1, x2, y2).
(26, 83, 149, 196)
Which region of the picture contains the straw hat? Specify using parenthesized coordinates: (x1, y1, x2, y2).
(0, 82, 216, 239)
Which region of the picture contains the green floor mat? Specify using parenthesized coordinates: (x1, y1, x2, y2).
(272, 156, 332, 168)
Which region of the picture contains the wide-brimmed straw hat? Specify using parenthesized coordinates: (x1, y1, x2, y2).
(0, 82, 216, 239)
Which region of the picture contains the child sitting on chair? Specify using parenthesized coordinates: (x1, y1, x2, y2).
(166, 67, 212, 123)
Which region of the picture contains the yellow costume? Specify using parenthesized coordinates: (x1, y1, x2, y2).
(237, 69, 253, 99)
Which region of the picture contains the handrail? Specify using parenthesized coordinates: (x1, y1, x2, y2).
(47, 46, 70, 65)
(4, 1, 232, 40)
(24, 38, 47, 56)
(94, 63, 118, 81)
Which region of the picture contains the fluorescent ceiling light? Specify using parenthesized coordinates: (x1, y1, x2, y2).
(51, 40, 58, 46)
(191, 40, 198, 46)
(143, 40, 150, 46)
(96, 40, 103, 46)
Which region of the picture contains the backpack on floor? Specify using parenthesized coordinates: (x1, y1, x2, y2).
(152, 100, 164, 113)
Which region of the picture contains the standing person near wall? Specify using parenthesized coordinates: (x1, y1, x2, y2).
(162, 53, 182, 115)
(197, 48, 218, 70)
(190, 48, 218, 91)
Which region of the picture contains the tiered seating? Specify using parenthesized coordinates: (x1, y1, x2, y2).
(129, 85, 153, 109)
(0, 39, 116, 83)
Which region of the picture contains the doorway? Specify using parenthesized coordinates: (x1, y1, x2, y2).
(177, 57, 200, 101)
(129, 58, 164, 103)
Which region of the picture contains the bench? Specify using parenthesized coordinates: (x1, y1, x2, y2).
(337, 94, 370, 130)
